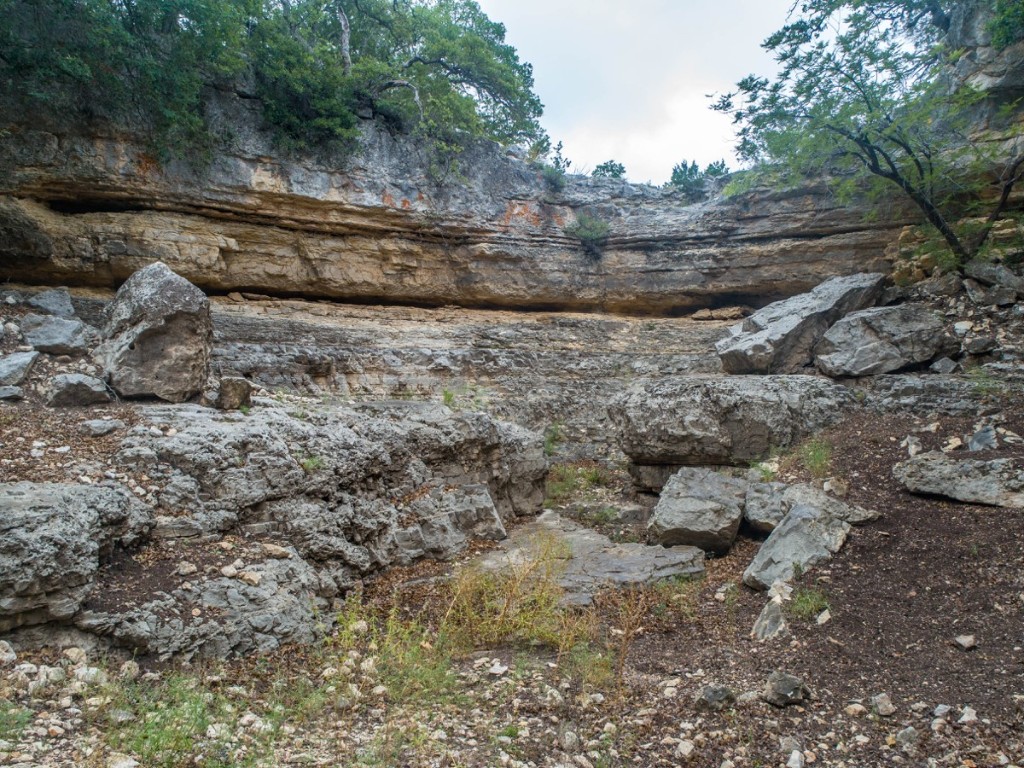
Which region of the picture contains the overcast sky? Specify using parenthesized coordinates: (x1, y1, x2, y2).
(475, 0, 793, 184)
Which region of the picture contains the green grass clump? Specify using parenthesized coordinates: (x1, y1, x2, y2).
(799, 439, 832, 479)
(0, 701, 32, 742)
(787, 587, 830, 621)
(106, 675, 240, 768)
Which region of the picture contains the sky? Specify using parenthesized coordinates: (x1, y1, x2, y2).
(474, 0, 793, 185)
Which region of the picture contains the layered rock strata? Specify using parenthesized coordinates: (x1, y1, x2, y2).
(0, 105, 907, 315)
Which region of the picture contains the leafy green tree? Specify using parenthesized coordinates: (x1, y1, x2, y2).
(713, 0, 1024, 266)
(592, 160, 626, 179)
(990, 0, 1024, 49)
(0, 0, 545, 162)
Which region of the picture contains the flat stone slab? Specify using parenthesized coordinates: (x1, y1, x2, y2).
(477, 510, 704, 605)
(893, 451, 1024, 507)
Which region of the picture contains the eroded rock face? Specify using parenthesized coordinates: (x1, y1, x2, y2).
(815, 305, 958, 377)
(610, 375, 854, 472)
(0, 483, 153, 632)
(0, 398, 546, 659)
(0, 108, 906, 315)
(716, 273, 886, 374)
(94, 262, 212, 403)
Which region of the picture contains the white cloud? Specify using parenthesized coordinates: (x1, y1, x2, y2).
(475, 0, 792, 183)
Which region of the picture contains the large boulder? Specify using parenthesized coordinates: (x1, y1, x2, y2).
(648, 468, 748, 553)
(94, 262, 212, 403)
(610, 375, 853, 473)
(814, 305, 958, 377)
(893, 451, 1024, 507)
(742, 504, 851, 590)
(0, 483, 153, 632)
(716, 273, 886, 374)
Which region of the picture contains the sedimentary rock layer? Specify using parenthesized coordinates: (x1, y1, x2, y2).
(0, 105, 908, 314)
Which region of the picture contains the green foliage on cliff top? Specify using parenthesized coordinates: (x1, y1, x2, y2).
(714, 0, 1024, 266)
(0, 0, 544, 162)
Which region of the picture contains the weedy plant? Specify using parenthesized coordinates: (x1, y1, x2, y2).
(0, 701, 32, 743)
(441, 532, 594, 656)
(799, 439, 832, 479)
(543, 422, 563, 456)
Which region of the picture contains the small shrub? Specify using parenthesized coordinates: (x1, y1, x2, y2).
(542, 165, 566, 193)
(543, 422, 563, 456)
(787, 587, 830, 621)
(564, 214, 610, 257)
(442, 388, 456, 407)
(592, 160, 626, 179)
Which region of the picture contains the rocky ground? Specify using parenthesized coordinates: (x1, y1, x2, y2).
(2, 292, 1023, 768)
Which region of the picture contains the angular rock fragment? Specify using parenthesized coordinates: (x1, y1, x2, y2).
(814, 305, 957, 377)
(716, 273, 885, 374)
(964, 259, 1024, 295)
(81, 419, 126, 437)
(215, 376, 253, 410)
(47, 373, 111, 406)
(648, 467, 747, 553)
(0, 386, 23, 401)
(21, 313, 96, 355)
(695, 685, 737, 712)
(762, 670, 811, 707)
(742, 504, 851, 590)
(27, 288, 76, 318)
(893, 451, 1024, 507)
(744, 481, 789, 534)
(751, 598, 788, 641)
(95, 261, 212, 403)
(0, 351, 39, 386)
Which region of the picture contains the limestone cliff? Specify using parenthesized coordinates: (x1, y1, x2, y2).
(0, 94, 908, 315)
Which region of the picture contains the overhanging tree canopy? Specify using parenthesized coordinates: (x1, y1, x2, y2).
(714, 0, 1024, 266)
(0, 0, 545, 160)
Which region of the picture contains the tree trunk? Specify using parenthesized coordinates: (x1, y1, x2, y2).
(337, 6, 352, 77)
